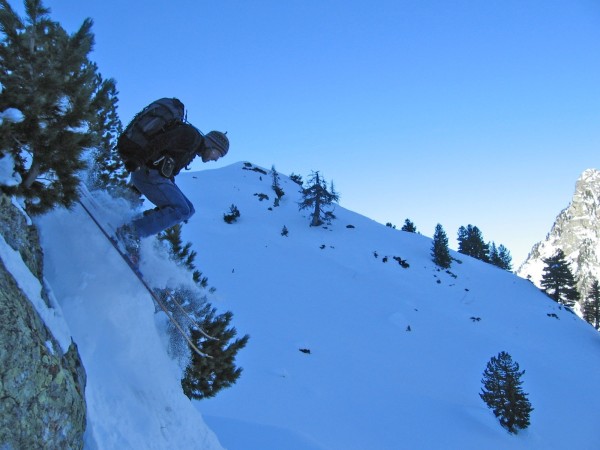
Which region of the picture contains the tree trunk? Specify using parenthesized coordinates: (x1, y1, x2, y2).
(23, 158, 41, 189)
(311, 197, 321, 226)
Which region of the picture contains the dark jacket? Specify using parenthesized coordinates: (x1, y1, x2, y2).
(146, 123, 204, 176)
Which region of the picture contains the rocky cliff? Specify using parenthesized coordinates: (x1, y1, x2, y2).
(518, 168, 600, 306)
(0, 194, 86, 449)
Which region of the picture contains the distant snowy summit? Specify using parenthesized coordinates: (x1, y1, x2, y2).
(517, 168, 600, 305)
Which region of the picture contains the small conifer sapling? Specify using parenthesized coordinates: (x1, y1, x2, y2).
(223, 204, 241, 224)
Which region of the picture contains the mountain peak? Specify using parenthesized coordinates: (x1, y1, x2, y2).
(518, 168, 600, 303)
(578, 167, 600, 183)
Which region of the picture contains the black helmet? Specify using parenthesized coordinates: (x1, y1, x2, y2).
(205, 131, 229, 157)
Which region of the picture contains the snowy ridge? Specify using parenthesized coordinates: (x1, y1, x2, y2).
(518, 168, 600, 304)
(30, 161, 600, 449)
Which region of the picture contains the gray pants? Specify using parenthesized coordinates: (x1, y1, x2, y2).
(130, 168, 195, 238)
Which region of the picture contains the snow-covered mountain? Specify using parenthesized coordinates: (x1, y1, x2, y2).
(18, 162, 600, 448)
(518, 168, 600, 305)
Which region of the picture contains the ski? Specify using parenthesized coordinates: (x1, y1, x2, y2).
(77, 186, 211, 359)
(163, 289, 217, 341)
(79, 187, 218, 342)
(77, 186, 217, 340)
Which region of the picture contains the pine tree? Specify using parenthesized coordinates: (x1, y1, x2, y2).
(488, 242, 498, 265)
(87, 73, 126, 192)
(271, 165, 285, 207)
(223, 204, 240, 224)
(156, 227, 249, 400)
(0, 0, 119, 213)
(457, 225, 489, 262)
(181, 306, 249, 400)
(457, 226, 469, 254)
(540, 249, 580, 307)
(583, 279, 600, 329)
(298, 171, 340, 227)
(158, 223, 207, 287)
(401, 218, 417, 233)
(489, 242, 513, 271)
(157, 287, 207, 357)
(431, 223, 451, 269)
(480, 351, 533, 434)
(496, 244, 513, 271)
(289, 173, 303, 185)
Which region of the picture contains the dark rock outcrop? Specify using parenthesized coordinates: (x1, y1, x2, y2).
(0, 194, 86, 449)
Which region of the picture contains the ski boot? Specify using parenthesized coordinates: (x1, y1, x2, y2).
(115, 223, 141, 267)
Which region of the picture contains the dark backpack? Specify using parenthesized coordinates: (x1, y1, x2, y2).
(117, 98, 186, 171)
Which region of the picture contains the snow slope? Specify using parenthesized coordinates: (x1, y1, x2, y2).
(35, 194, 223, 450)
(177, 162, 600, 450)
(29, 161, 600, 449)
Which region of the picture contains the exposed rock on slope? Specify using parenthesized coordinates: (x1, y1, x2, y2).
(518, 168, 600, 304)
(0, 194, 86, 449)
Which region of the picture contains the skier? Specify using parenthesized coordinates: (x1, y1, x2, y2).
(115, 99, 229, 259)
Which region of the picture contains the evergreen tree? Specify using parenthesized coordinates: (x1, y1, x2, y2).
(583, 279, 600, 329)
(488, 242, 498, 266)
(401, 218, 417, 233)
(480, 351, 533, 434)
(289, 173, 303, 185)
(457, 226, 469, 254)
(87, 73, 126, 192)
(540, 249, 580, 307)
(298, 171, 340, 227)
(489, 242, 513, 271)
(181, 306, 249, 400)
(0, 0, 119, 213)
(496, 244, 513, 271)
(157, 227, 249, 400)
(271, 165, 284, 207)
(158, 223, 208, 287)
(431, 223, 451, 269)
(223, 204, 240, 224)
(157, 287, 207, 357)
(457, 224, 489, 262)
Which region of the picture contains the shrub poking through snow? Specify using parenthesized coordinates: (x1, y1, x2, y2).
(223, 204, 240, 224)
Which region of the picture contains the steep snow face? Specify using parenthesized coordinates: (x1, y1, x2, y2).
(176, 162, 600, 450)
(518, 168, 600, 302)
(35, 192, 224, 450)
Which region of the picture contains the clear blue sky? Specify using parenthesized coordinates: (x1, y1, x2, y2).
(13, 0, 600, 265)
